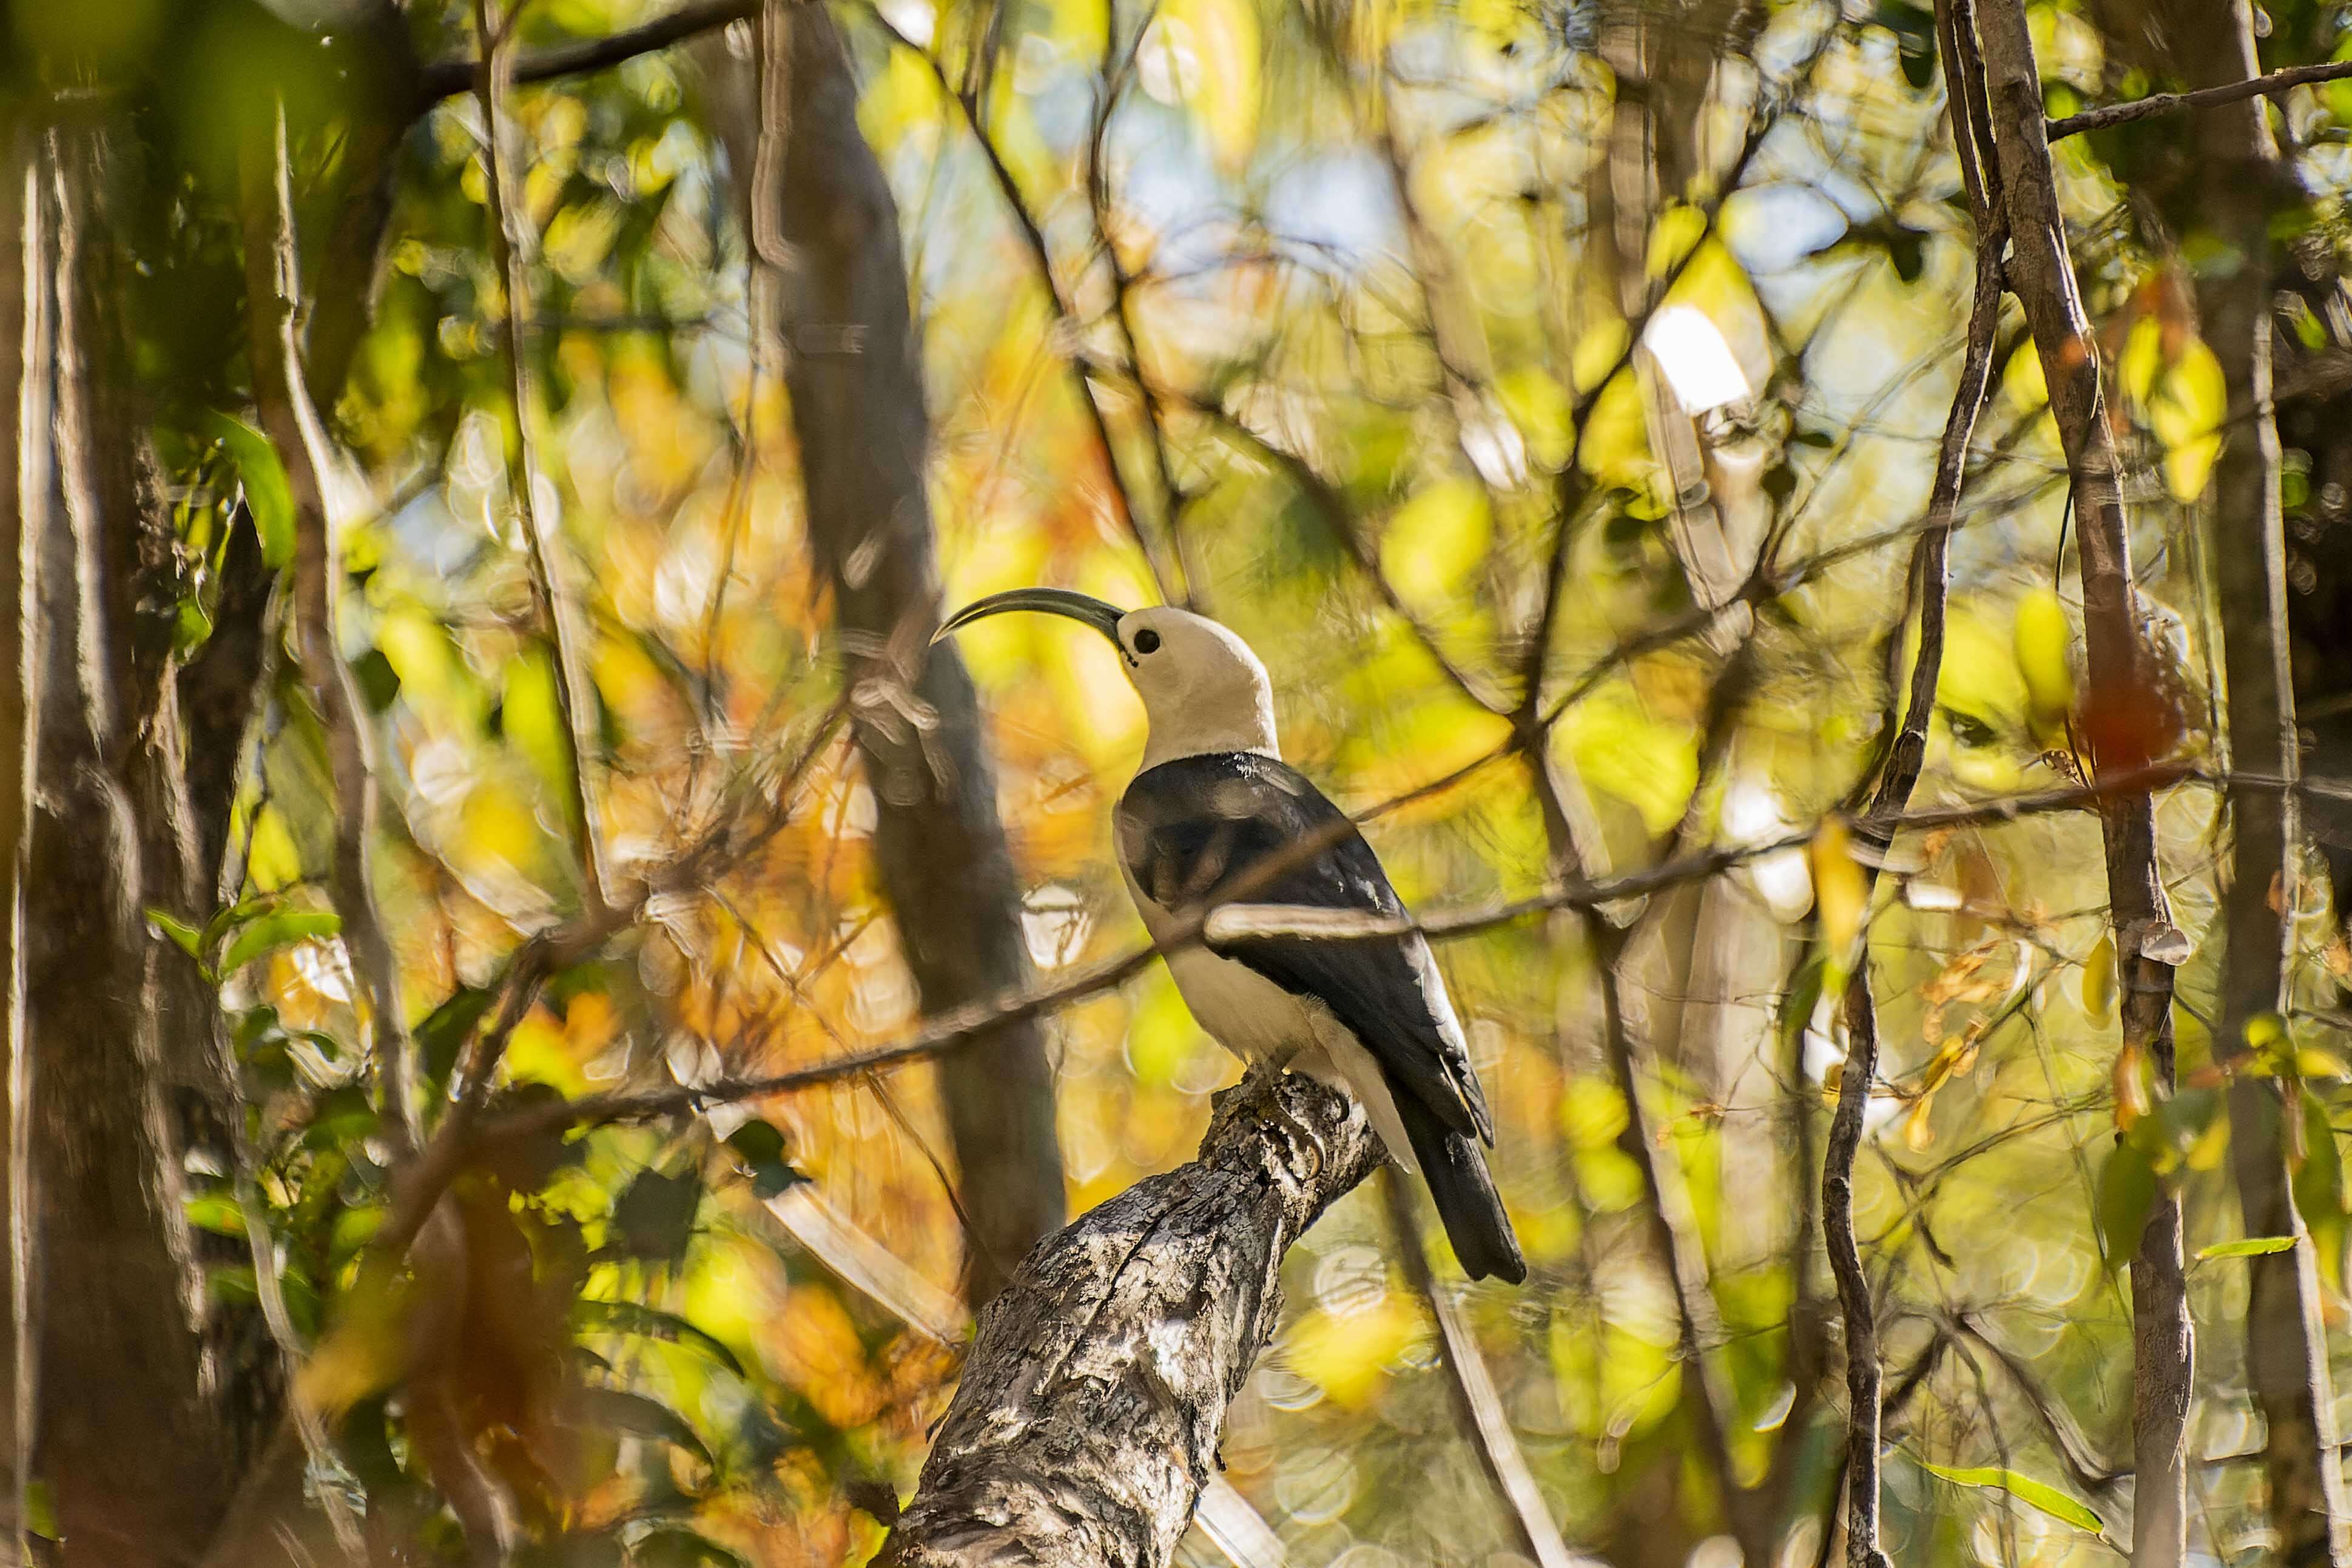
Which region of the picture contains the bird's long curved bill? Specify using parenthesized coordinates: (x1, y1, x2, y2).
(932, 588, 1125, 645)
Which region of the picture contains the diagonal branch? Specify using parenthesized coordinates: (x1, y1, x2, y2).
(877, 1072, 1384, 1568)
(2046, 58, 2352, 141)
(415, 0, 758, 102)
(480, 761, 2228, 1149)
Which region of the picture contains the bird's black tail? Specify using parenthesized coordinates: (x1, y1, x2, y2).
(1395, 1091, 1526, 1284)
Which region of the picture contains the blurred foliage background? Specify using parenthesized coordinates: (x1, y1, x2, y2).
(10, 0, 2352, 1563)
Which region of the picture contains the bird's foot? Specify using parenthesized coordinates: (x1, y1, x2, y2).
(1247, 1064, 1325, 1180)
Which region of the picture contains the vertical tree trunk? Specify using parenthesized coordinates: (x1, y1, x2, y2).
(1963, 7, 2194, 1565)
(2168, 5, 2352, 1561)
(772, 8, 1066, 1305)
(0, 109, 30, 1550)
(13, 119, 251, 1567)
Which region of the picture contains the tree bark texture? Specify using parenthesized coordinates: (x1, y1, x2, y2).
(2163, 4, 2352, 1560)
(0, 110, 32, 1537)
(880, 1071, 1382, 1568)
(1963, 6, 2193, 1564)
(774, 7, 1066, 1306)
(14, 118, 254, 1567)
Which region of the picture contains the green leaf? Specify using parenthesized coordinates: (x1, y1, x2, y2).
(581, 1387, 712, 1463)
(1915, 1460, 2104, 1533)
(203, 897, 279, 954)
(630, 1527, 747, 1568)
(607, 1168, 702, 1264)
(185, 1190, 248, 1237)
(2097, 1138, 2158, 1271)
(417, 984, 497, 1084)
(571, 1298, 746, 1378)
(146, 908, 208, 964)
(724, 1120, 806, 1200)
(303, 1083, 381, 1150)
(175, 596, 214, 657)
(2294, 1087, 2348, 1226)
(220, 910, 342, 975)
(1777, 954, 1825, 1064)
(352, 648, 402, 713)
(2197, 1235, 2300, 1262)
(203, 411, 295, 570)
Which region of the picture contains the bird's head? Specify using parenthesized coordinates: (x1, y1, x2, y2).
(934, 590, 1278, 770)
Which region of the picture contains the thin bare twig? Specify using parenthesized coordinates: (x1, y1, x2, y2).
(1820, 5, 2007, 1555)
(474, 0, 612, 914)
(2046, 58, 2352, 141)
(1081, 7, 1198, 605)
(416, 0, 758, 102)
(366, 693, 852, 1288)
(1520, 18, 1835, 714)
(1381, 1171, 1597, 1568)
(857, 1, 1178, 601)
(235, 1180, 368, 1563)
(1822, 985, 1892, 1568)
(239, 105, 419, 1149)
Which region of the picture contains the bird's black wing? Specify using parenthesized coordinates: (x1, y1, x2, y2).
(1116, 752, 1492, 1143)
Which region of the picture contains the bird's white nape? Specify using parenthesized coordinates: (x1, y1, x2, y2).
(1114, 607, 1281, 771)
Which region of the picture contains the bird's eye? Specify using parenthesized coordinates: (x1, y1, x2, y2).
(1133, 629, 1162, 654)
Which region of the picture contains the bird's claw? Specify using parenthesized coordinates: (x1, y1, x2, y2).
(1247, 1064, 1324, 1179)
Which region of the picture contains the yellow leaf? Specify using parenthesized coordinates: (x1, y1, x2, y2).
(2118, 316, 2162, 405)
(1380, 479, 1490, 599)
(1571, 318, 1632, 394)
(297, 1271, 417, 1416)
(1935, 607, 2030, 741)
(2012, 587, 2077, 727)
(2164, 433, 2222, 503)
(2297, 1048, 2351, 1081)
(2245, 1010, 2291, 1071)
(1041, 0, 1110, 59)
(2114, 1041, 2151, 1131)
(1645, 204, 1709, 283)
(1575, 369, 1651, 486)
(2186, 1111, 2232, 1172)
(1496, 366, 1574, 469)
(1560, 1077, 1631, 1150)
(1285, 1297, 1424, 1409)
(1127, 967, 1213, 1089)
(861, 45, 948, 153)
(1562, 687, 1696, 838)
(246, 806, 302, 893)
(2081, 933, 2117, 1023)
(377, 607, 463, 717)
(1164, 0, 1261, 171)
(2004, 341, 2049, 410)
(2162, 338, 2226, 433)
(1810, 818, 1867, 963)
(504, 649, 581, 829)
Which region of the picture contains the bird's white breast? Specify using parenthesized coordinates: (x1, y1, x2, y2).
(1123, 867, 1420, 1173)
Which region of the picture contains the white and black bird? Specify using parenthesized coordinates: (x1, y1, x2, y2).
(936, 589, 1526, 1284)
